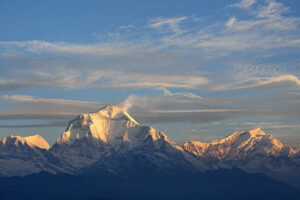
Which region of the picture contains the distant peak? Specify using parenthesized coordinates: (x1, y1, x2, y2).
(186, 128, 268, 145)
(0, 135, 50, 150)
(220, 128, 266, 141)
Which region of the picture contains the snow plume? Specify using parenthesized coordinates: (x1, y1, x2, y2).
(118, 95, 137, 112)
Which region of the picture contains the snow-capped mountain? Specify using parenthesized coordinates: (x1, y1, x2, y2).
(56, 105, 140, 146)
(0, 135, 67, 177)
(183, 128, 300, 188)
(183, 128, 300, 164)
(0, 135, 50, 150)
(0, 105, 299, 188)
(183, 128, 296, 160)
(50, 105, 199, 172)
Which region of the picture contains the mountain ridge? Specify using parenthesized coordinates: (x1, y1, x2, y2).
(183, 128, 291, 159)
(0, 135, 50, 150)
(0, 105, 299, 189)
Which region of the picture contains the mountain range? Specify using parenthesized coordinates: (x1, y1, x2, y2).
(0, 105, 299, 199)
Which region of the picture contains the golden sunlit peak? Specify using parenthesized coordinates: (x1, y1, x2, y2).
(0, 135, 50, 150)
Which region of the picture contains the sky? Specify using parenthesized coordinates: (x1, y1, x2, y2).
(1, 0, 300, 146)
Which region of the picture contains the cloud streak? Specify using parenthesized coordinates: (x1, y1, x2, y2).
(0, 95, 103, 121)
(210, 74, 300, 90)
(147, 16, 188, 34)
(0, 95, 100, 107)
(231, 0, 256, 9)
(157, 87, 202, 99)
(0, 121, 67, 128)
(0, 40, 134, 57)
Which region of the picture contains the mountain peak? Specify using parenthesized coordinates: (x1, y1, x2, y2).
(247, 128, 266, 137)
(0, 135, 50, 150)
(94, 105, 139, 125)
(56, 105, 141, 145)
(227, 128, 265, 138)
(95, 105, 124, 117)
(52, 106, 173, 169)
(183, 128, 286, 159)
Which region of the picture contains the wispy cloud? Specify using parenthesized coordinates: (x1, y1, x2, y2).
(151, 109, 243, 113)
(258, 125, 300, 130)
(0, 95, 99, 107)
(100, 73, 209, 89)
(147, 16, 188, 34)
(0, 64, 209, 91)
(0, 40, 134, 57)
(0, 111, 77, 120)
(211, 74, 300, 90)
(231, 0, 256, 9)
(239, 122, 280, 126)
(226, 17, 237, 28)
(157, 87, 203, 99)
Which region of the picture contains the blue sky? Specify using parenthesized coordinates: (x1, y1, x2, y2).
(1, 0, 300, 146)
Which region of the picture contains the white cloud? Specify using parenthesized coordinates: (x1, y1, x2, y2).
(226, 17, 237, 27)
